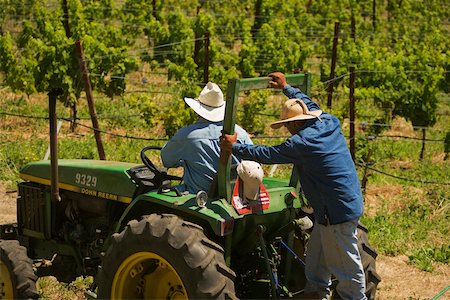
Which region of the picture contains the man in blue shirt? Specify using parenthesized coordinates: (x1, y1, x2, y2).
(161, 82, 252, 194)
(221, 72, 366, 300)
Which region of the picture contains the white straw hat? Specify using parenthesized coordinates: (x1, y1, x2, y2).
(237, 160, 264, 201)
(270, 99, 322, 129)
(184, 82, 225, 122)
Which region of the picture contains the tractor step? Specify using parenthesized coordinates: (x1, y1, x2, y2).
(0, 223, 18, 239)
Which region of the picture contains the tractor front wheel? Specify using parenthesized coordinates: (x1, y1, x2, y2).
(0, 239, 38, 299)
(96, 214, 237, 299)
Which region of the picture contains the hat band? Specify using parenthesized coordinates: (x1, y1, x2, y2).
(199, 101, 225, 109)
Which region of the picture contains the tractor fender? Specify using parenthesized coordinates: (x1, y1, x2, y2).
(115, 191, 238, 238)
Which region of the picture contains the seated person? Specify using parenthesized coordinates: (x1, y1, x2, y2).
(161, 82, 252, 194)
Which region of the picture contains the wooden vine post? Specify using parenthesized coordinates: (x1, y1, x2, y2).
(372, 0, 377, 32)
(349, 66, 356, 161)
(361, 147, 373, 196)
(61, 0, 78, 132)
(420, 128, 426, 160)
(203, 32, 210, 84)
(327, 22, 340, 109)
(75, 40, 106, 160)
(351, 13, 356, 41)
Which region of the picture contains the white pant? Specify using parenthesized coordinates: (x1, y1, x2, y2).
(304, 220, 367, 300)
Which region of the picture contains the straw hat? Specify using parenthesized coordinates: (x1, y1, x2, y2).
(184, 82, 225, 122)
(270, 99, 322, 129)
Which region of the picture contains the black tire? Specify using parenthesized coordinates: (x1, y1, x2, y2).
(0, 239, 38, 299)
(357, 222, 382, 300)
(96, 213, 237, 299)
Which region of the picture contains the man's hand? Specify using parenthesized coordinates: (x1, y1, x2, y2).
(220, 132, 237, 153)
(268, 72, 287, 89)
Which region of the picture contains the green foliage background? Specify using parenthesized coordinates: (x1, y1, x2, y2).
(0, 0, 448, 130)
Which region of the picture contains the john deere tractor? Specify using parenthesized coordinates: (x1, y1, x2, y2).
(0, 74, 380, 299)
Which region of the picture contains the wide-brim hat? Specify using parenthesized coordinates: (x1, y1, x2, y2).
(270, 99, 322, 129)
(184, 82, 225, 122)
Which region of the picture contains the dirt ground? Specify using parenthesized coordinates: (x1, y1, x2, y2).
(1, 183, 449, 299)
(0, 183, 17, 225)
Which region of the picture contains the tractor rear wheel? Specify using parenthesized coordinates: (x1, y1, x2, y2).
(328, 222, 381, 299)
(0, 239, 38, 299)
(357, 222, 381, 300)
(290, 221, 381, 299)
(96, 214, 237, 299)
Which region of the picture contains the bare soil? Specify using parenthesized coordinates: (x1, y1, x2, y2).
(1, 183, 449, 299)
(376, 255, 449, 300)
(0, 183, 17, 225)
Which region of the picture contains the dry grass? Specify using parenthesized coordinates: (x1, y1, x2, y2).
(37, 276, 92, 300)
(363, 183, 427, 216)
(377, 255, 450, 300)
(385, 117, 417, 137)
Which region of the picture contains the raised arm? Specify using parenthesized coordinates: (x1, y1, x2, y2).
(269, 71, 321, 111)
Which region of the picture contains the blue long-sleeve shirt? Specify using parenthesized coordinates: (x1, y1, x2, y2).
(161, 118, 253, 194)
(232, 85, 363, 225)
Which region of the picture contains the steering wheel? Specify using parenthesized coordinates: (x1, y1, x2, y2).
(140, 146, 183, 182)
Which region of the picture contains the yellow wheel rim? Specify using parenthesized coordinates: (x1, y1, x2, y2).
(112, 251, 188, 299)
(0, 259, 14, 300)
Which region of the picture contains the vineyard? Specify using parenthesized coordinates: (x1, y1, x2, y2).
(0, 0, 449, 299)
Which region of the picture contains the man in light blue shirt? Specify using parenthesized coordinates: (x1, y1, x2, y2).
(221, 72, 367, 300)
(161, 82, 252, 194)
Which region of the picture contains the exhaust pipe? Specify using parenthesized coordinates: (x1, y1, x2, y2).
(48, 88, 63, 202)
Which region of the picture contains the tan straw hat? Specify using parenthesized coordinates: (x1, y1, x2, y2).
(270, 99, 322, 129)
(184, 82, 225, 122)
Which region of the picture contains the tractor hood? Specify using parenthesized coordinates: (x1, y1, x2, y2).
(20, 160, 140, 203)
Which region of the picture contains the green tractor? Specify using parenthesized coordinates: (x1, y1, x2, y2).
(0, 74, 380, 299)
